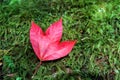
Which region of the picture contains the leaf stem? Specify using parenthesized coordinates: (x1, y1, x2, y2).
(32, 61, 42, 78)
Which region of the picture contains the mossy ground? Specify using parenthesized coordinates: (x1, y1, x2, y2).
(0, 0, 120, 80)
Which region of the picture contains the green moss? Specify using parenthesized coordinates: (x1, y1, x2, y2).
(0, 0, 120, 80)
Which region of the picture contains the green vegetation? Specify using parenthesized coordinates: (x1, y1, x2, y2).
(0, 0, 120, 80)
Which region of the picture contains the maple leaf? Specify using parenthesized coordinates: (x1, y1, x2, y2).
(30, 19, 76, 77)
(30, 18, 76, 62)
(30, 18, 76, 78)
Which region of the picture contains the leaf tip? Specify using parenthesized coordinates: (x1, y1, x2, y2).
(31, 21, 35, 27)
(59, 18, 62, 23)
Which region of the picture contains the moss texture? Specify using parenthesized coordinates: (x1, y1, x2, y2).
(0, 0, 120, 80)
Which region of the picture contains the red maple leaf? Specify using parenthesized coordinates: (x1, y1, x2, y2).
(30, 18, 76, 77)
(30, 18, 76, 61)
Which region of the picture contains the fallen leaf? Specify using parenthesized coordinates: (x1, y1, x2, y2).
(30, 18, 76, 61)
